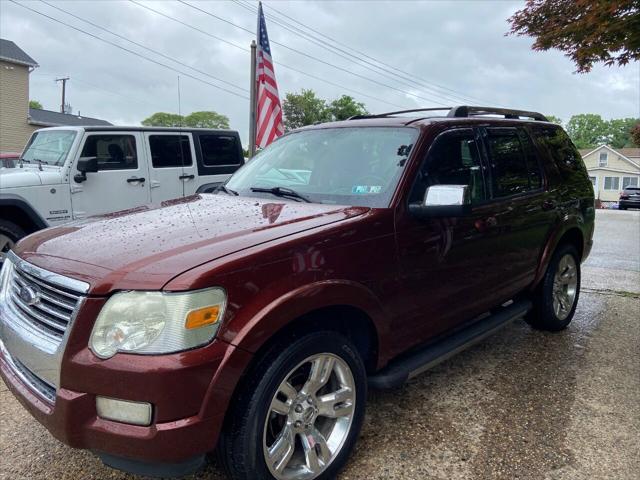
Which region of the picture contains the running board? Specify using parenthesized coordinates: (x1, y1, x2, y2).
(368, 299, 532, 389)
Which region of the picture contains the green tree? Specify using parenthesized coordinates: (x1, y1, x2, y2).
(508, 0, 640, 73)
(607, 118, 640, 148)
(631, 123, 640, 147)
(183, 111, 229, 129)
(329, 95, 368, 121)
(141, 112, 184, 127)
(29, 100, 43, 109)
(545, 115, 562, 125)
(282, 89, 330, 130)
(565, 114, 608, 148)
(141, 111, 229, 129)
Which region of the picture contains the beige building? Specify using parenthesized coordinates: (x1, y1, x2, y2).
(0, 39, 39, 152)
(0, 39, 110, 153)
(580, 145, 640, 203)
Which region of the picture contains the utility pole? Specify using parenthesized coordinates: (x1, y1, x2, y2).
(248, 41, 257, 159)
(55, 77, 70, 113)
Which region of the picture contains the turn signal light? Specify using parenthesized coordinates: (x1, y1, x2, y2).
(185, 305, 221, 329)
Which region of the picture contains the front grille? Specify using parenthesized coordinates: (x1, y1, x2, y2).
(12, 355, 57, 403)
(7, 263, 83, 342)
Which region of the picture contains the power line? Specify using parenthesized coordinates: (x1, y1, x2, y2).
(33, 71, 168, 109)
(233, 0, 465, 106)
(8, 0, 250, 101)
(39, 0, 246, 95)
(129, 0, 408, 109)
(178, 0, 446, 106)
(262, 1, 494, 106)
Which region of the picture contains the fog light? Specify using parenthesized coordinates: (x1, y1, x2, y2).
(96, 396, 152, 426)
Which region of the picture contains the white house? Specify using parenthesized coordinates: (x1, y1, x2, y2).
(579, 145, 640, 203)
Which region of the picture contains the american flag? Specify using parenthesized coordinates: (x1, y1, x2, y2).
(255, 2, 284, 148)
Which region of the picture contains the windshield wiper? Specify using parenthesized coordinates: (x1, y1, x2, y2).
(250, 186, 312, 203)
(215, 184, 239, 196)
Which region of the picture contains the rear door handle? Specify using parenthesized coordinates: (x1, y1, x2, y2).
(179, 174, 195, 180)
(126, 177, 145, 184)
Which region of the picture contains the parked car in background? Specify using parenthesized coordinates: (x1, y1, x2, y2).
(0, 107, 594, 480)
(0, 152, 20, 169)
(619, 186, 640, 210)
(0, 126, 244, 263)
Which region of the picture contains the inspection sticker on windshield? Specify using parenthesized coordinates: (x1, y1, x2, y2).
(352, 185, 382, 194)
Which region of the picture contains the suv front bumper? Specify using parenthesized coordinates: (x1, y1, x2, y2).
(0, 330, 251, 474)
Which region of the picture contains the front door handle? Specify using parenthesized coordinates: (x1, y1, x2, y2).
(474, 216, 497, 232)
(126, 177, 145, 184)
(179, 174, 195, 180)
(542, 200, 556, 211)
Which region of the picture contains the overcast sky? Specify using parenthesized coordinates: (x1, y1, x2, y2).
(1, 0, 638, 144)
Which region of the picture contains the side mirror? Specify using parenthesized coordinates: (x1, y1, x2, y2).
(409, 185, 471, 218)
(73, 157, 98, 183)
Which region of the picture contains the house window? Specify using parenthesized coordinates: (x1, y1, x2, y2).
(589, 176, 597, 188)
(622, 176, 639, 188)
(598, 152, 608, 167)
(604, 176, 620, 190)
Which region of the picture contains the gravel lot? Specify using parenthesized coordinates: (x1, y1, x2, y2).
(1, 209, 639, 480)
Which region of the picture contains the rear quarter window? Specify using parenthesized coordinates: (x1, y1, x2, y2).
(531, 126, 587, 179)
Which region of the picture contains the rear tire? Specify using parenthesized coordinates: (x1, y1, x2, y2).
(526, 243, 580, 331)
(0, 220, 25, 265)
(218, 331, 366, 480)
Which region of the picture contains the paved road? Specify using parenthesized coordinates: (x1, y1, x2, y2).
(1, 210, 639, 480)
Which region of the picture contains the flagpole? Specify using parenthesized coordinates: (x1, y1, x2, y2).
(248, 40, 257, 159)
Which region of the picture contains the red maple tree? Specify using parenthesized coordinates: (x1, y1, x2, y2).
(508, 0, 640, 73)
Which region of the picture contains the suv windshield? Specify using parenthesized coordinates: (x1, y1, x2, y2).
(225, 127, 418, 207)
(21, 130, 77, 166)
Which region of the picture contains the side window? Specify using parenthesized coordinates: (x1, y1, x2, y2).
(517, 129, 543, 189)
(486, 129, 530, 197)
(199, 135, 242, 167)
(80, 135, 137, 170)
(149, 135, 193, 168)
(531, 126, 586, 179)
(410, 129, 485, 204)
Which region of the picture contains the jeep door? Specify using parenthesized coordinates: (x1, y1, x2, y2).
(144, 132, 198, 202)
(393, 127, 506, 351)
(70, 132, 151, 219)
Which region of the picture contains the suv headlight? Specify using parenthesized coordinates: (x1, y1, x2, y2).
(89, 288, 226, 359)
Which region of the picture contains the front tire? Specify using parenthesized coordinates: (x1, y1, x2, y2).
(218, 331, 366, 480)
(0, 220, 25, 265)
(526, 243, 580, 331)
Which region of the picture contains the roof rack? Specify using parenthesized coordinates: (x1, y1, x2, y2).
(447, 106, 548, 121)
(348, 106, 548, 122)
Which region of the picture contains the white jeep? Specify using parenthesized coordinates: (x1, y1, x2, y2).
(0, 126, 245, 261)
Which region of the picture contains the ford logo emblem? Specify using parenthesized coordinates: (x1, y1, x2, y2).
(18, 285, 40, 306)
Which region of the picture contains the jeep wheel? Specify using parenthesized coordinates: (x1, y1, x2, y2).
(0, 220, 25, 265)
(526, 243, 580, 331)
(219, 331, 366, 480)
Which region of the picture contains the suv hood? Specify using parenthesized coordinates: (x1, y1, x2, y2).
(16, 194, 369, 294)
(0, 164, 63, 188)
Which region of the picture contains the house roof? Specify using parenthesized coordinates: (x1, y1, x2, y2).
(28, 108, 112, 127)
(0, 39, 38, 68)
(618, 148, 640, 158)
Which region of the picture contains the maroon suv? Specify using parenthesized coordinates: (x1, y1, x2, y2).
(0, 107, 594, 480)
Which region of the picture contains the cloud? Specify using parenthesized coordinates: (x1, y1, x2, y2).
(2, 0, 638, 144)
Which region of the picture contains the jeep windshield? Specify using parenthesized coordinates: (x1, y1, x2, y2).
(21, 130, 77, 167)
(225, 127, 418, 207)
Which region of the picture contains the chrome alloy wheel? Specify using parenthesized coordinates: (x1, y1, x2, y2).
(0, 233, 14, 264)
(552, 253, 578, 320)
(263, 353, 356, 480)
